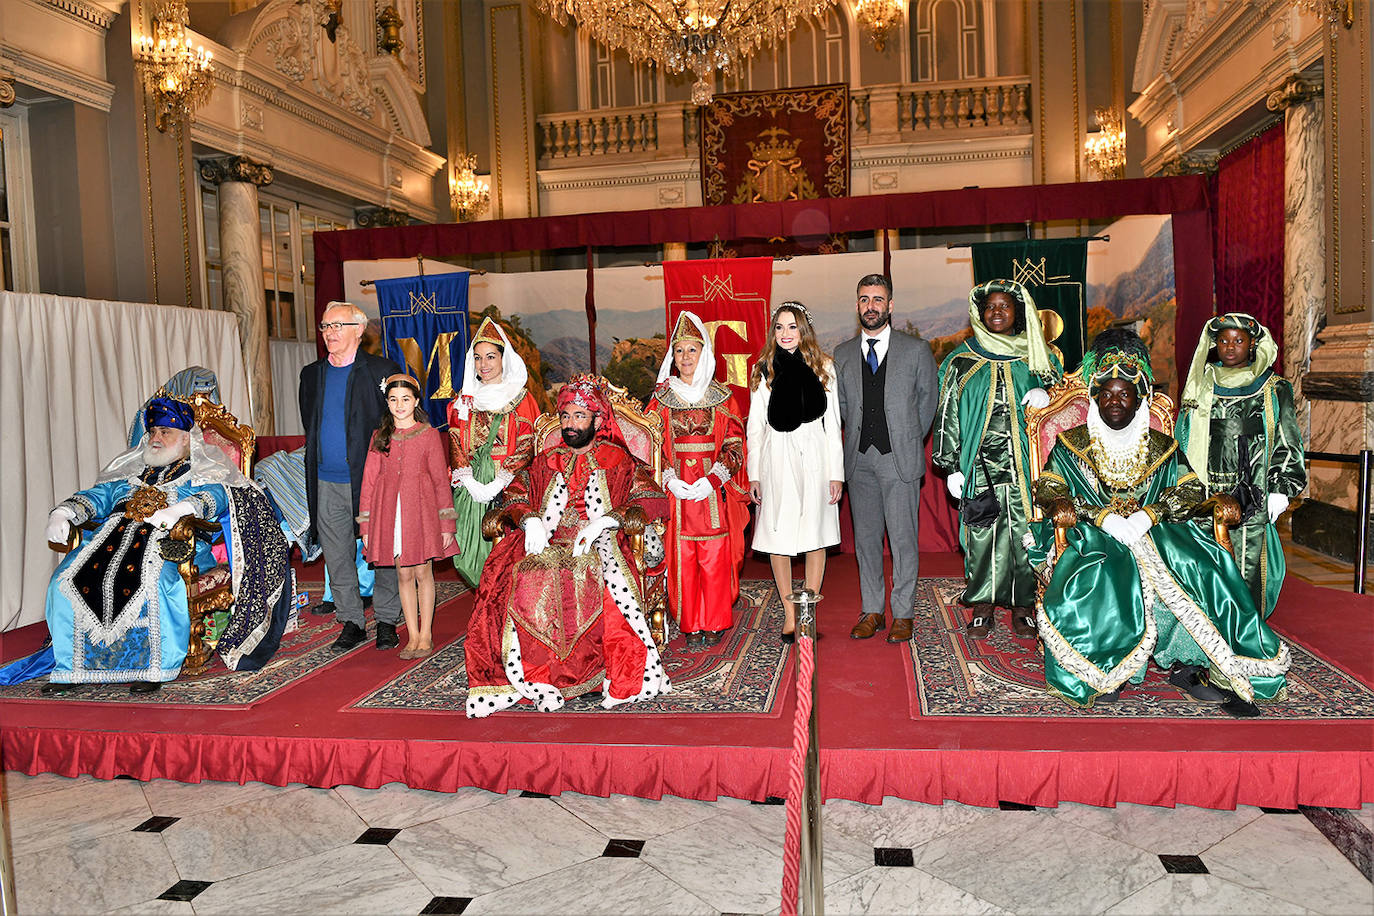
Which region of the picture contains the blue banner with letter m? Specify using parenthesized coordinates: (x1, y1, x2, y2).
(375, 272, 470, 430)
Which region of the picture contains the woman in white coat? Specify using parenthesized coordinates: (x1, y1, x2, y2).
(747, 302, 844, 641)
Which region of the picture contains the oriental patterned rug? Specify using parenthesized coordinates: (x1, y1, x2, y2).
(908, 577, 1374, 719)
(2, 579, 469, 709)
(349, 578, 790, 716)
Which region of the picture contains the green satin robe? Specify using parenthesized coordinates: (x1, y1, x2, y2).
(1030, 427, 1290, 708)
(1174, 370, 1306, 618)
(933, 339, 1061, 608)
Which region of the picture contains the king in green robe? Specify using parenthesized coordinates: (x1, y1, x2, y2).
(1030, 330, 1290, 711)
(1175, 313, 1306, 618)
(933, 279, 1061, 637)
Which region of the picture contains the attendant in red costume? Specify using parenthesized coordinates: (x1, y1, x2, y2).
(464, 376, 669, 717)
(647, 311, 749, 651)
(447, 316, 541, 587)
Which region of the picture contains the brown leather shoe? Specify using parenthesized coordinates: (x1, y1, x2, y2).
(850, 613, 886, 639)
(965, 603, 995, 639)
(886, 618, 914, 643)
(1009, 606, 1038, 638)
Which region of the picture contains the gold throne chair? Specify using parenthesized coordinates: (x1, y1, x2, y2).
(482, 378, 670, 648)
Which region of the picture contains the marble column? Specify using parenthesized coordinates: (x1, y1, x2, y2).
(199, 156, 276, 436)
(1267, 76, 1325, 442)
(662, 242, 687, 261)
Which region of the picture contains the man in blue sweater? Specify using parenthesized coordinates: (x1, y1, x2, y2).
(299, 302, 403, 651)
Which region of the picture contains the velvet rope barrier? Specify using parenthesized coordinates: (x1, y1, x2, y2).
(781, 589, 823, 916)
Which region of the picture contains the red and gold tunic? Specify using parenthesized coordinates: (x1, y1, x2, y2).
(446, 391, 540, 476)
(646, 380, 749, 634)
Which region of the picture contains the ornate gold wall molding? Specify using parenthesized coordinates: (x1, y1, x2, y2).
(1266, 74, 1324, 111)
(199, 155, 275, 186)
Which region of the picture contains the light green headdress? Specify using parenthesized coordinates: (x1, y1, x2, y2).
(1080, 327, 1154, 397)
(1179, 312, 1278, 486)
(967, 279, 1055, 379)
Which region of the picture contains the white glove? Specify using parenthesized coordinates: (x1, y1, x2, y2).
(522, 517, 550, 555)
(573, 516, 620, 557)
(1267, 493, 1289, 524)
(1100, 513, 1136, 545)
(1021, 387, 1050, 410)
(945, 472, 965, 499)
(148, 499, 198, 531)
(45, 506, 76, 544)
(1126, 510, 1154, 543)
(683, 478, 714, 502)
(450, 467, 467, 488)
(471, 478, 505, 503)
(665, 476, 694, 500)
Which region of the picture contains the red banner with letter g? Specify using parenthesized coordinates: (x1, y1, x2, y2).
(663, 257, 773, 410)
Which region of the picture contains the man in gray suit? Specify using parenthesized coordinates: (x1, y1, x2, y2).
(835, 274, 939, 643)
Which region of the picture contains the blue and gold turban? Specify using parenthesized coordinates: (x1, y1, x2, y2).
(144, 397, 195, 431)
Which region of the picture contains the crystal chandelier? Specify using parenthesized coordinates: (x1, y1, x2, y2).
(1084, 107, 1126, 180)
(134, 0, 214, 132)
(450, 154, 490, 222)
(535, 0, 837, 105)
(854, 0, 904, 51)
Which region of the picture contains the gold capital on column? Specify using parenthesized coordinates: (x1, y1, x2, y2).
(198, 156, 274, 187)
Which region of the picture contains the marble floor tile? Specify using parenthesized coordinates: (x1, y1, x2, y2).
(1204, 813, 1373, 915)
(191, 843, 434, 915)
(820, 865, 1010, 916)
(389, 796, 608, 897)
(13, 829, 179, 915)
(823, 798, 995, 849)
(105, 899, 197, 915)
(911, 808, 1163, 913)
(1, 769, 95, 801)
(7, 775, 152, 855)
(466, 856, 718, 915)
(1050, 802, 1265, 855)
(1103, 874, 1318, 915)
(640, 799, 873, 914)
(552, 791, 722, 839)
(159, 786, 366, 882)
(139, 777, 297, 818)
(332, 781, 509, 829)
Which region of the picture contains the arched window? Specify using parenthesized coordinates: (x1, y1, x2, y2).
(912, 0, 987, 82)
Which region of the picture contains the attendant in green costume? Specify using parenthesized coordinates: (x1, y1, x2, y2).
(1176, 313, 1306, 619)
(447, 317, 541, 588)
(933, 279, 1061, 639)
(1030, 329, 1290, 715)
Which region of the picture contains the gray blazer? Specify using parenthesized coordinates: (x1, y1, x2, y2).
(835, 329, 939, 483)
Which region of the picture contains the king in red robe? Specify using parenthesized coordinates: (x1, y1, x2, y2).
(464, 377, 669, 717)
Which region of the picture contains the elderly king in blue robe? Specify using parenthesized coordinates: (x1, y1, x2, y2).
(40, 397, 290, 692)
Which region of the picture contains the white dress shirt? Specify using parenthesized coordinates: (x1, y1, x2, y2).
(860, 323, 892, 367)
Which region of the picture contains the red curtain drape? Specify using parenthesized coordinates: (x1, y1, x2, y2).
(1211, 122, 1286, 370)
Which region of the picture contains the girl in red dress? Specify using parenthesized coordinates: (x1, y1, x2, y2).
(358, 375, 458, 659)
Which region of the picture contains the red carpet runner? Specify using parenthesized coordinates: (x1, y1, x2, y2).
(2, 554, 1370, 810)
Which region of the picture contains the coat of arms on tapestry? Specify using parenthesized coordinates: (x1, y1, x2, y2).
(699, 83, 850, 256)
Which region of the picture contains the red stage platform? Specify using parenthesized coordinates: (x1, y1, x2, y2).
(2, 554, 1371, 810)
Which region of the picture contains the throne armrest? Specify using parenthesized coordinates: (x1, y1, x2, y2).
(1047, 498, 1077, 556)
(482, 505, 524, 541)
(1194, 495, 1240, 555)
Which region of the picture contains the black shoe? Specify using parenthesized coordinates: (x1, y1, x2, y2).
(1221, 694, 1262, 718)
(1168, 665, 1227, 703)
(129, 681, 163, 694)
(702, 630, 726, 647)
(375, 622, 399, 650)
(780, 630, 796, 644)
(310, 600, 337, 617)
(331, 622, 367, 652)
(1096, 688, 1122, 704)
(684, 632, 706, 651)
(40, 681, 80, 695)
